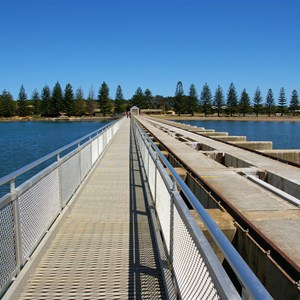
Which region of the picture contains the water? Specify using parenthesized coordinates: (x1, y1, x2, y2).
(175, 120, 300, 150)
(0, 120, 111, 195)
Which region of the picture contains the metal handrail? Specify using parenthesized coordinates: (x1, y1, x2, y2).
(133, 117, 272, 300)
(0, 119, 118, 188)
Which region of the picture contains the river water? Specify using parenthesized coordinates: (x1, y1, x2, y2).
(0, 120, 111, 195)
(175, 120, 300, 150)
(1, 119, 299, 195)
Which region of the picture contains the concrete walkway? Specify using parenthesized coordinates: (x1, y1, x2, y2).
(17, 119, 166, 299)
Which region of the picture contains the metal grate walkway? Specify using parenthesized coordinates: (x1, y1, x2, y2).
(17, 119, 166, 299)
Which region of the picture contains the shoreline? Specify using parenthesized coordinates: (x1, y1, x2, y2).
(1, 114, 300, 122)
(154, 115, 300, 122)
(0, 116, 120, 122)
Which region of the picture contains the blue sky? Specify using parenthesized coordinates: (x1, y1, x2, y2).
(0, 0, 299, 102)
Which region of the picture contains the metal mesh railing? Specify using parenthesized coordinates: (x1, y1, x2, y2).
(132, 117, 272, 300)
(19, 168, 60, 261)
(0, 118, 123, 298)
(173, 202, 219, 299)
(60, 152, 81, 205)
(0, 202, 16, 292)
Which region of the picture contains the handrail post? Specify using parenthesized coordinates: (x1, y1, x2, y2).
(169, 177, 178, 298)
(154, 153, 159, 205)
(11, 178, 24, 273)
(57, 153, 64, 209)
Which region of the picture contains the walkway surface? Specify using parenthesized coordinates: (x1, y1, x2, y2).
(17, 119, 166, 299)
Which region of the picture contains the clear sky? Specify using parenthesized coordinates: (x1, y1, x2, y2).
(0, 0, 299, 102)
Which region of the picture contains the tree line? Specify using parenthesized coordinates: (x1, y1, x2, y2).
(0, 81, 299, 117)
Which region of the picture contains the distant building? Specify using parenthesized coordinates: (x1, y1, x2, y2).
(140, 109, 163, 115)
(166, 110, 175, 115)
(130, 106, 140, 116)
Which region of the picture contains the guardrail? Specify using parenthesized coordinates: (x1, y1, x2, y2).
(0, 118, 123, 298)
(132, 117, 273, 300)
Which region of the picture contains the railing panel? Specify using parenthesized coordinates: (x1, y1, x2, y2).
(60, 152, 81, 206)
(98, 135, 104, 155)
(18, 168, 60, 261)
(0, 202, 17, 291)
(144, 147, 149, 177)
(80, 144, 92, 181)
(172, 201, 220, 299)
(156, 170, 171, 252)
(91, 139, 98, 165)
(148, 155, 156, 200)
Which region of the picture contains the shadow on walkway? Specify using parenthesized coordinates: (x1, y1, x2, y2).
(128, 125, 166, 299)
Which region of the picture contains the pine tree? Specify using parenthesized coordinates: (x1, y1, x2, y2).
(114, 85, 125, 114)
(187, 84, 198, 116)
(239, 89, 251, 117)
(289, 89, 299, 116)
(253, 87, 262, 117)
(174, 81, 184, 115)
(144, 89, 152, 109)
(87, 85, 96, 116)
(265, 89, 275, 117)
(115, 85, 124, 101)
(17, 84, 28, 116)
(31, 89, 41, 115)
(74, 87, 86, 116)
(213, 85, 224, 117)
(0, 90, 16, 117)
(226, 82, 238, 116)
(51, 81, 64, 116)
(278, 87, 287, 116)
(200, 83, 212, 117)
(41, 85, 51, 116)
(131, 87, 145, 108)
(64, 83, 74, 116)
(98, 82, 111, 116)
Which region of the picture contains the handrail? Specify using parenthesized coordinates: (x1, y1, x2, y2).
(133, 117, 272, 300)
(0, 119, 118, 188)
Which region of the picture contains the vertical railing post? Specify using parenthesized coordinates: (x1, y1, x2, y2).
(169, 177, 177, 298)
(57, 153, 64, 209)
(78, 142, 82, 182)
(11, 178, 24, 273)
(154, 153, 159, 205)
(169, 178, 177, 266)
(89, 136, 93, 168)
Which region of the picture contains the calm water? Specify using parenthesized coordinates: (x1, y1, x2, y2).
(175, 120, 300, 149)
(0, 121, 111, 195)
(1, 119, 299, 195)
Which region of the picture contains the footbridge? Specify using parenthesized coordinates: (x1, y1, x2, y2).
(0, 116, 298, 299)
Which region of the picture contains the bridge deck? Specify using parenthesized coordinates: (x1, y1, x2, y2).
(17, 119, 166, 299)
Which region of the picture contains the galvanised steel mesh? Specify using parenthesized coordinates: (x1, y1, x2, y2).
(91, 139, 98, 165)
(107, 128, 112, 143)
(60, 152, 81, 205)
(80, 144, 92, 181)
(144, 148, 150, 176)
(173, 205, 220, 300)
(19, 169, 60, 261)
(0, 203, 17, 290)
(148, 156, 156, 200)
(156, 171, 171, 252)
